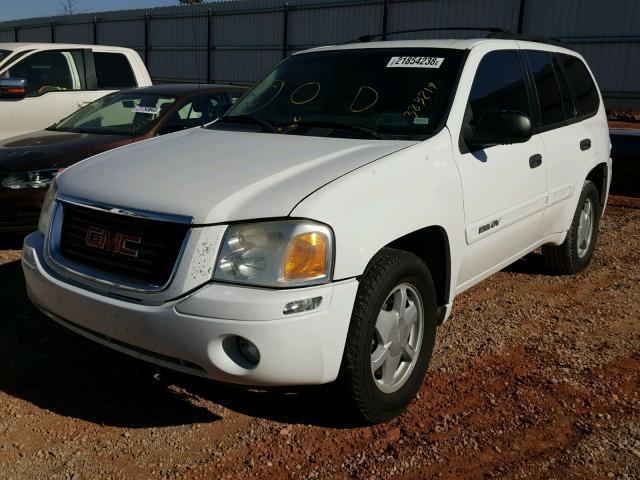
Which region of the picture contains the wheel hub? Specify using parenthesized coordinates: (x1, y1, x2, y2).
(577, 197, 594, 258)
(370, 283, 424, 393)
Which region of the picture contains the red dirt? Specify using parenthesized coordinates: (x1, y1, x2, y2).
(0, 196, 639, 479)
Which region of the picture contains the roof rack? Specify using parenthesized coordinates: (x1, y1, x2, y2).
(347, 27, 505, 44)
(486, 31, 565, 47)
(347, 27, 564, 47)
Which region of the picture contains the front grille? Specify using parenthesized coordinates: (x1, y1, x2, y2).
(59, 202, 189, 287)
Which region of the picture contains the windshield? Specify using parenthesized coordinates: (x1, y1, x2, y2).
(53, 92, 176, 136)
(219, 48, 463, 140)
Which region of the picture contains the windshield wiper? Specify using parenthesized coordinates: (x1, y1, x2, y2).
(286, 120, 381, 139)
(217, 114, 278, 133)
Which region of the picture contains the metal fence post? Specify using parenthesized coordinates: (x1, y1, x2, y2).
(207, 9, 212, 83)
(13, 25, 18, 42)
(282, 0, 289, 59)
(382, 0, 389, 40)
(50, 21, 55, 43)
(144, 13, 150, 67)
(93, 17, 97, 44)
(517, 0, 526, 33)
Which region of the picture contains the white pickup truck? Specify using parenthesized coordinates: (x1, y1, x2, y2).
(0, 43, 151, 140)
(22, 36, 611, 424)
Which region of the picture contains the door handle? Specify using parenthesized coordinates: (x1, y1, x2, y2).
(580, 138, 591, 151)
(529, 153, 543, 169)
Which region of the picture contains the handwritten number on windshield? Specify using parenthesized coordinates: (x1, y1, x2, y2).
(403, 82, 438, 119)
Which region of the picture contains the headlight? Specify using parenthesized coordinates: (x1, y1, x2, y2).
(38, 179, 58, 234)
(213, 220, 333, 287)
(1, 169, 62, 189)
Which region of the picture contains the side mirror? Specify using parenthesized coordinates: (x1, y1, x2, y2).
(158, 124, 186, 136)
(464, 110, 532, 150)
(0, 78, 27, 99)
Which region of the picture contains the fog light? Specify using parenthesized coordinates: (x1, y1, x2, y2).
(283, 296, 322, 315)
(237, 337, 260, 365)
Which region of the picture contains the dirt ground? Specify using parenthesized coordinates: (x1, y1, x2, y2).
(0, 196, 638, 480)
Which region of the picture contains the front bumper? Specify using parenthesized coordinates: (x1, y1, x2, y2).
(22, 231, 359, 386)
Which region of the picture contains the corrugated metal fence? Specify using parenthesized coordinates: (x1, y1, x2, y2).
(0, 0, 638, 109)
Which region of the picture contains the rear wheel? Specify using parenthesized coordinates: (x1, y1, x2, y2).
(338, 248, 437, 424)
(542, 180, 600, 274)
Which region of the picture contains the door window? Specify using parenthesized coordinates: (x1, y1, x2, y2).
(94, 52, 137, 89)
(526, 51, 564, 127)
(468, 50, 531, 124)
(556, 53, 599, 118)
(551, 55, 577, 120)
(3, 50, 86, 97)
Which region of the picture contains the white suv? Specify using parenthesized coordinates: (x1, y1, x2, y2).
(0, 43, 151, 140)
(22, 37, 611, 423)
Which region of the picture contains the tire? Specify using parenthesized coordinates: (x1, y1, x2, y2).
(338, 247, 438, 424)
(542, 180, 601, 274)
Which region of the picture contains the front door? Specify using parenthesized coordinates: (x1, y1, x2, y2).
(454, 50, 547, 289)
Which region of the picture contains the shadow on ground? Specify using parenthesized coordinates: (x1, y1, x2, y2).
(0, 234, 26, 250)
(0, 259, 353, 429)
(503, 251, 562, 276)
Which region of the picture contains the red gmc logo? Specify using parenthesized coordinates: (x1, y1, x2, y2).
(84, 227, 141, 258)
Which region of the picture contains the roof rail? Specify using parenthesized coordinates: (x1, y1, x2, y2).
(346, 27, 564, 48)
(347, 27, 506, 44)
(486, 31, 565, 47)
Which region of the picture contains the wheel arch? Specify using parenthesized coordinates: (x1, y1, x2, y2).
(585, 162, 609, 213)
(384, 225, 451, 322)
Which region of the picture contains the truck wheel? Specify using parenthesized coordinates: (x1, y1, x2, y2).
(338, 248, 437, 424)
(542, 180, 600, 274)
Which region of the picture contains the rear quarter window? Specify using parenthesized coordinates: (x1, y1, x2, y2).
(556, 53, 599, 118)
(94, 52, 137, 89)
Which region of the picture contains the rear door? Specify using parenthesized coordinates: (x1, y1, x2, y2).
(527, 50, 601, 236)
(454, 49, 547, 288)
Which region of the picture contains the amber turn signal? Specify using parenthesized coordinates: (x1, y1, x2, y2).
(284, 232, 329, 281)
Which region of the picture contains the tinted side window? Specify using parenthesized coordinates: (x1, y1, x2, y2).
(6, 50, 86, 97)
(526, 51, 564, 126)
(557, 53, 599, 117)
(468, 50, 530, 124)
(94, 52, 137, 89)
(551, 54, 576, 120)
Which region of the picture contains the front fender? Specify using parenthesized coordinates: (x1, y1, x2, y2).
(290, 129, 465, 301)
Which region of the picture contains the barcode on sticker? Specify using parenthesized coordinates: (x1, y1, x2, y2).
(387, 56, 444, 68)
(132, 106, 161, 115)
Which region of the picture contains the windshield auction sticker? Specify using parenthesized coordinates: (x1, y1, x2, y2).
(132, 106, 161, 115)
(387, 56, 444, 68)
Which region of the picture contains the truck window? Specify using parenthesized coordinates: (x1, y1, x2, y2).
(526, 51, 564, 127)
(556, 53, 599, 118)
(468, 50, 531, 124)
(4, 50, 86, 97)
(94, 52, 137, 89)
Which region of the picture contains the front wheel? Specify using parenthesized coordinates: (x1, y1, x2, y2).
(338, 248, 437, 424)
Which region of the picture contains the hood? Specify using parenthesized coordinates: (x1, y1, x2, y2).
(58, 128, 415, 224)
(0, 130, 130, 172)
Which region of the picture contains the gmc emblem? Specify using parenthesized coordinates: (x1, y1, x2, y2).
(85, 227, 141, 258)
